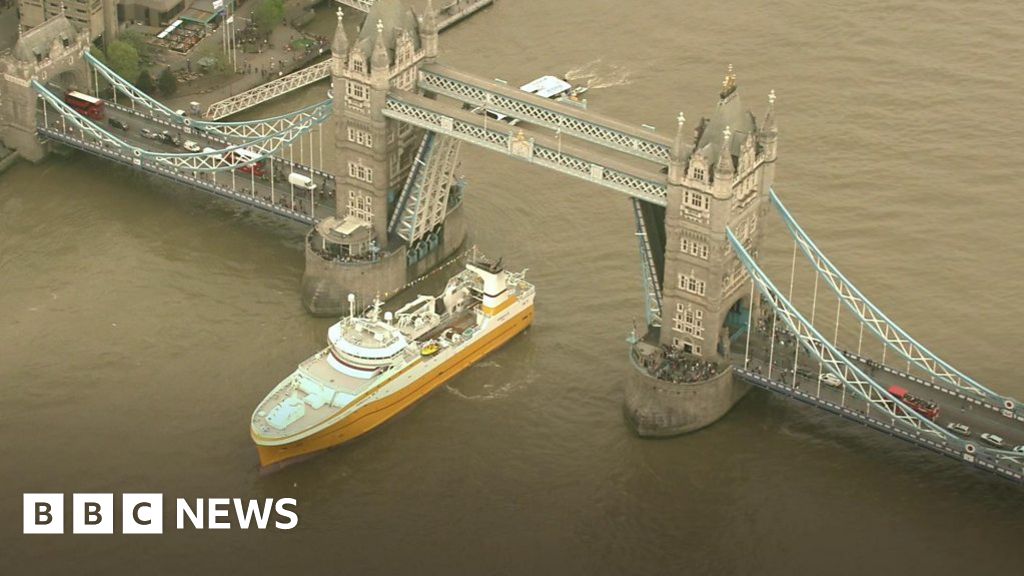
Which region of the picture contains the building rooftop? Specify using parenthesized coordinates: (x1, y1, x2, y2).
(13, 15, 77, 62)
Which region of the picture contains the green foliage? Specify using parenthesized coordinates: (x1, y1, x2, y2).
(158, 68, 178, 96)
(118, 30, 157, 65)
(252, 0, 284, 33)
(105, 41, 140, 83)
(136, 69, 154, 94)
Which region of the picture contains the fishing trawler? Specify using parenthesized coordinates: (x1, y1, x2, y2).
(250, 256, 535, 468)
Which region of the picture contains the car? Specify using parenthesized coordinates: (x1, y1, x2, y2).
(174, 109, 188, 117)
(980, 433, 1005, 448)
(819, 372, 842, 388)
(946, 422, 971, 437)
(182, 140, 201, 152)
(140, 128, 156, 139)
(108, 118, 128, 131)
(1013, 445, 1024, 454)
(159, 130, 181, 146)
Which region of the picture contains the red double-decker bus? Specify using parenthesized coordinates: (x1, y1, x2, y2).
(888, 385, 940, 421)
(64, 91, 105, 120)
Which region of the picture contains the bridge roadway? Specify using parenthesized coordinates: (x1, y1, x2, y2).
(384, 90, 670, 205)
(418, 64, 674, 165)
(734, 333, 1024, 482)
(37, 101, 336, 225)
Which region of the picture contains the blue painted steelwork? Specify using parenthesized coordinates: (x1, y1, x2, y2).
(38, 127, 314, 224)
(389, 131, 437, 240)
(729, 227, 1024, 476)
(734, 367, 1024, 484)
(631, 198, 662, 327)
(84, 52, 333, 142)
(34, 81, 325, 172)
(727, 227, 955, 439)
(769, 188, 1019, 414)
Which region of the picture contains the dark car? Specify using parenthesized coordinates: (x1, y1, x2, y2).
(108, 117, 129, 131)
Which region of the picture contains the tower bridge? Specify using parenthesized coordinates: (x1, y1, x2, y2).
(2, 2, 1022, 484)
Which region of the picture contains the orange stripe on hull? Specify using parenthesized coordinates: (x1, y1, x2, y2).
(255, 305, 534, 468)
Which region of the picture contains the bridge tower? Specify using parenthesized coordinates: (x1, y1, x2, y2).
(625, 68, 779, 436)
(0, 16, 91, 162)
(302, 0, 468, 315)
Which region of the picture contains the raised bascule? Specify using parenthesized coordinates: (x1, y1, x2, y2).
(3, 0, 1024, 484)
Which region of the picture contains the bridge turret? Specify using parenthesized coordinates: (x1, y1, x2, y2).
(0, 14, 90, 162)
(760, 89, 778, 162)
(712, 125, 735, 198)
(308, 0, 455, 316)
(668, 112, 688, 184)
(421, 0, 440, 62)
(332, 7, 349, 74)
(627, 64, 777, 437)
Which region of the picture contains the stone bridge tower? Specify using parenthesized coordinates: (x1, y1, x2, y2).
(0, 16, 91, 162)
(626, 68, 779, 436)
(302, 0, 468, 316)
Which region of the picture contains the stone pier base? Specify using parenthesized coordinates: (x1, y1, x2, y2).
(301, 202, 467, 316)
(624, 360, 750, 437)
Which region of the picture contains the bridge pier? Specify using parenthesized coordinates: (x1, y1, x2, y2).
(301, 199, 467, 316)
(624, 333, 750, 436)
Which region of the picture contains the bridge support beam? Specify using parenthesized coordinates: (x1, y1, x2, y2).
(300, 201, 467, 316)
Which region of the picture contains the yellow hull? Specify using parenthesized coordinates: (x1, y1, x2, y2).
(254, 305, 534, 468)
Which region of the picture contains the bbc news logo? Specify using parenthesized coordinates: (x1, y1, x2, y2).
(23, 494, 298, 534)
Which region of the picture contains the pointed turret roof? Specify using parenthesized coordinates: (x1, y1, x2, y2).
(694, 65, 757, 166)
(355, 0, 421, 66)
(332, 7, 349, 56)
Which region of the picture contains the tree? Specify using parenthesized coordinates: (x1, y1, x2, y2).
(105, 41, 140, 83)
(136, 69, 155, 94)
(158, 68, 178, 96)
(118, 30, 157, 65)
(252, 0, 284, 34)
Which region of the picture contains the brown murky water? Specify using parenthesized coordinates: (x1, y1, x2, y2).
(3, 1, 1024, 573)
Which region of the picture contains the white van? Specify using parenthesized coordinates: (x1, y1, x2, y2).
(288, 172, 317, 191)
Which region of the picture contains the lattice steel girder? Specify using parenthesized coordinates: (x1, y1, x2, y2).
(411, 134, 460, 239)
(205, 61, 332, 121)
(727, 228, 960, 441)
(769, 189, 1019, 411)
(85, 52, 332, 143)
(85, 51, 177, 119)
(335, 0, 374, 11)
(390, 131, 435, 237)
(34, 81, 320, 173)
(631, 198, 663, 326)
(383, 92, 668, 205)
(419, 65, 673, 165)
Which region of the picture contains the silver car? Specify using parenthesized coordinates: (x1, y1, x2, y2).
(980, 433, 1005, 448)
(946, 422, 971, 437)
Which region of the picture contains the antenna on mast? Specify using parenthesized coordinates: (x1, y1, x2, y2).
(347, 293, 356, 320)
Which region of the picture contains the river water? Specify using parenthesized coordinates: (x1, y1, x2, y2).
(2, 0, 1024, 573)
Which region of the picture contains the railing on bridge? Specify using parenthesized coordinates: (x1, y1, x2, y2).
(86, 51, 334, 142)
(39, 126, 318, 225)
(632, 198, 663, 327)
(718, 198, 1024, 484)
(35, 81, 328, 173)
(383, 91, 668, 205)
(419, 65, 673, 165)
(204, 61, 332, 121)
(769, 189, 1020, 416)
